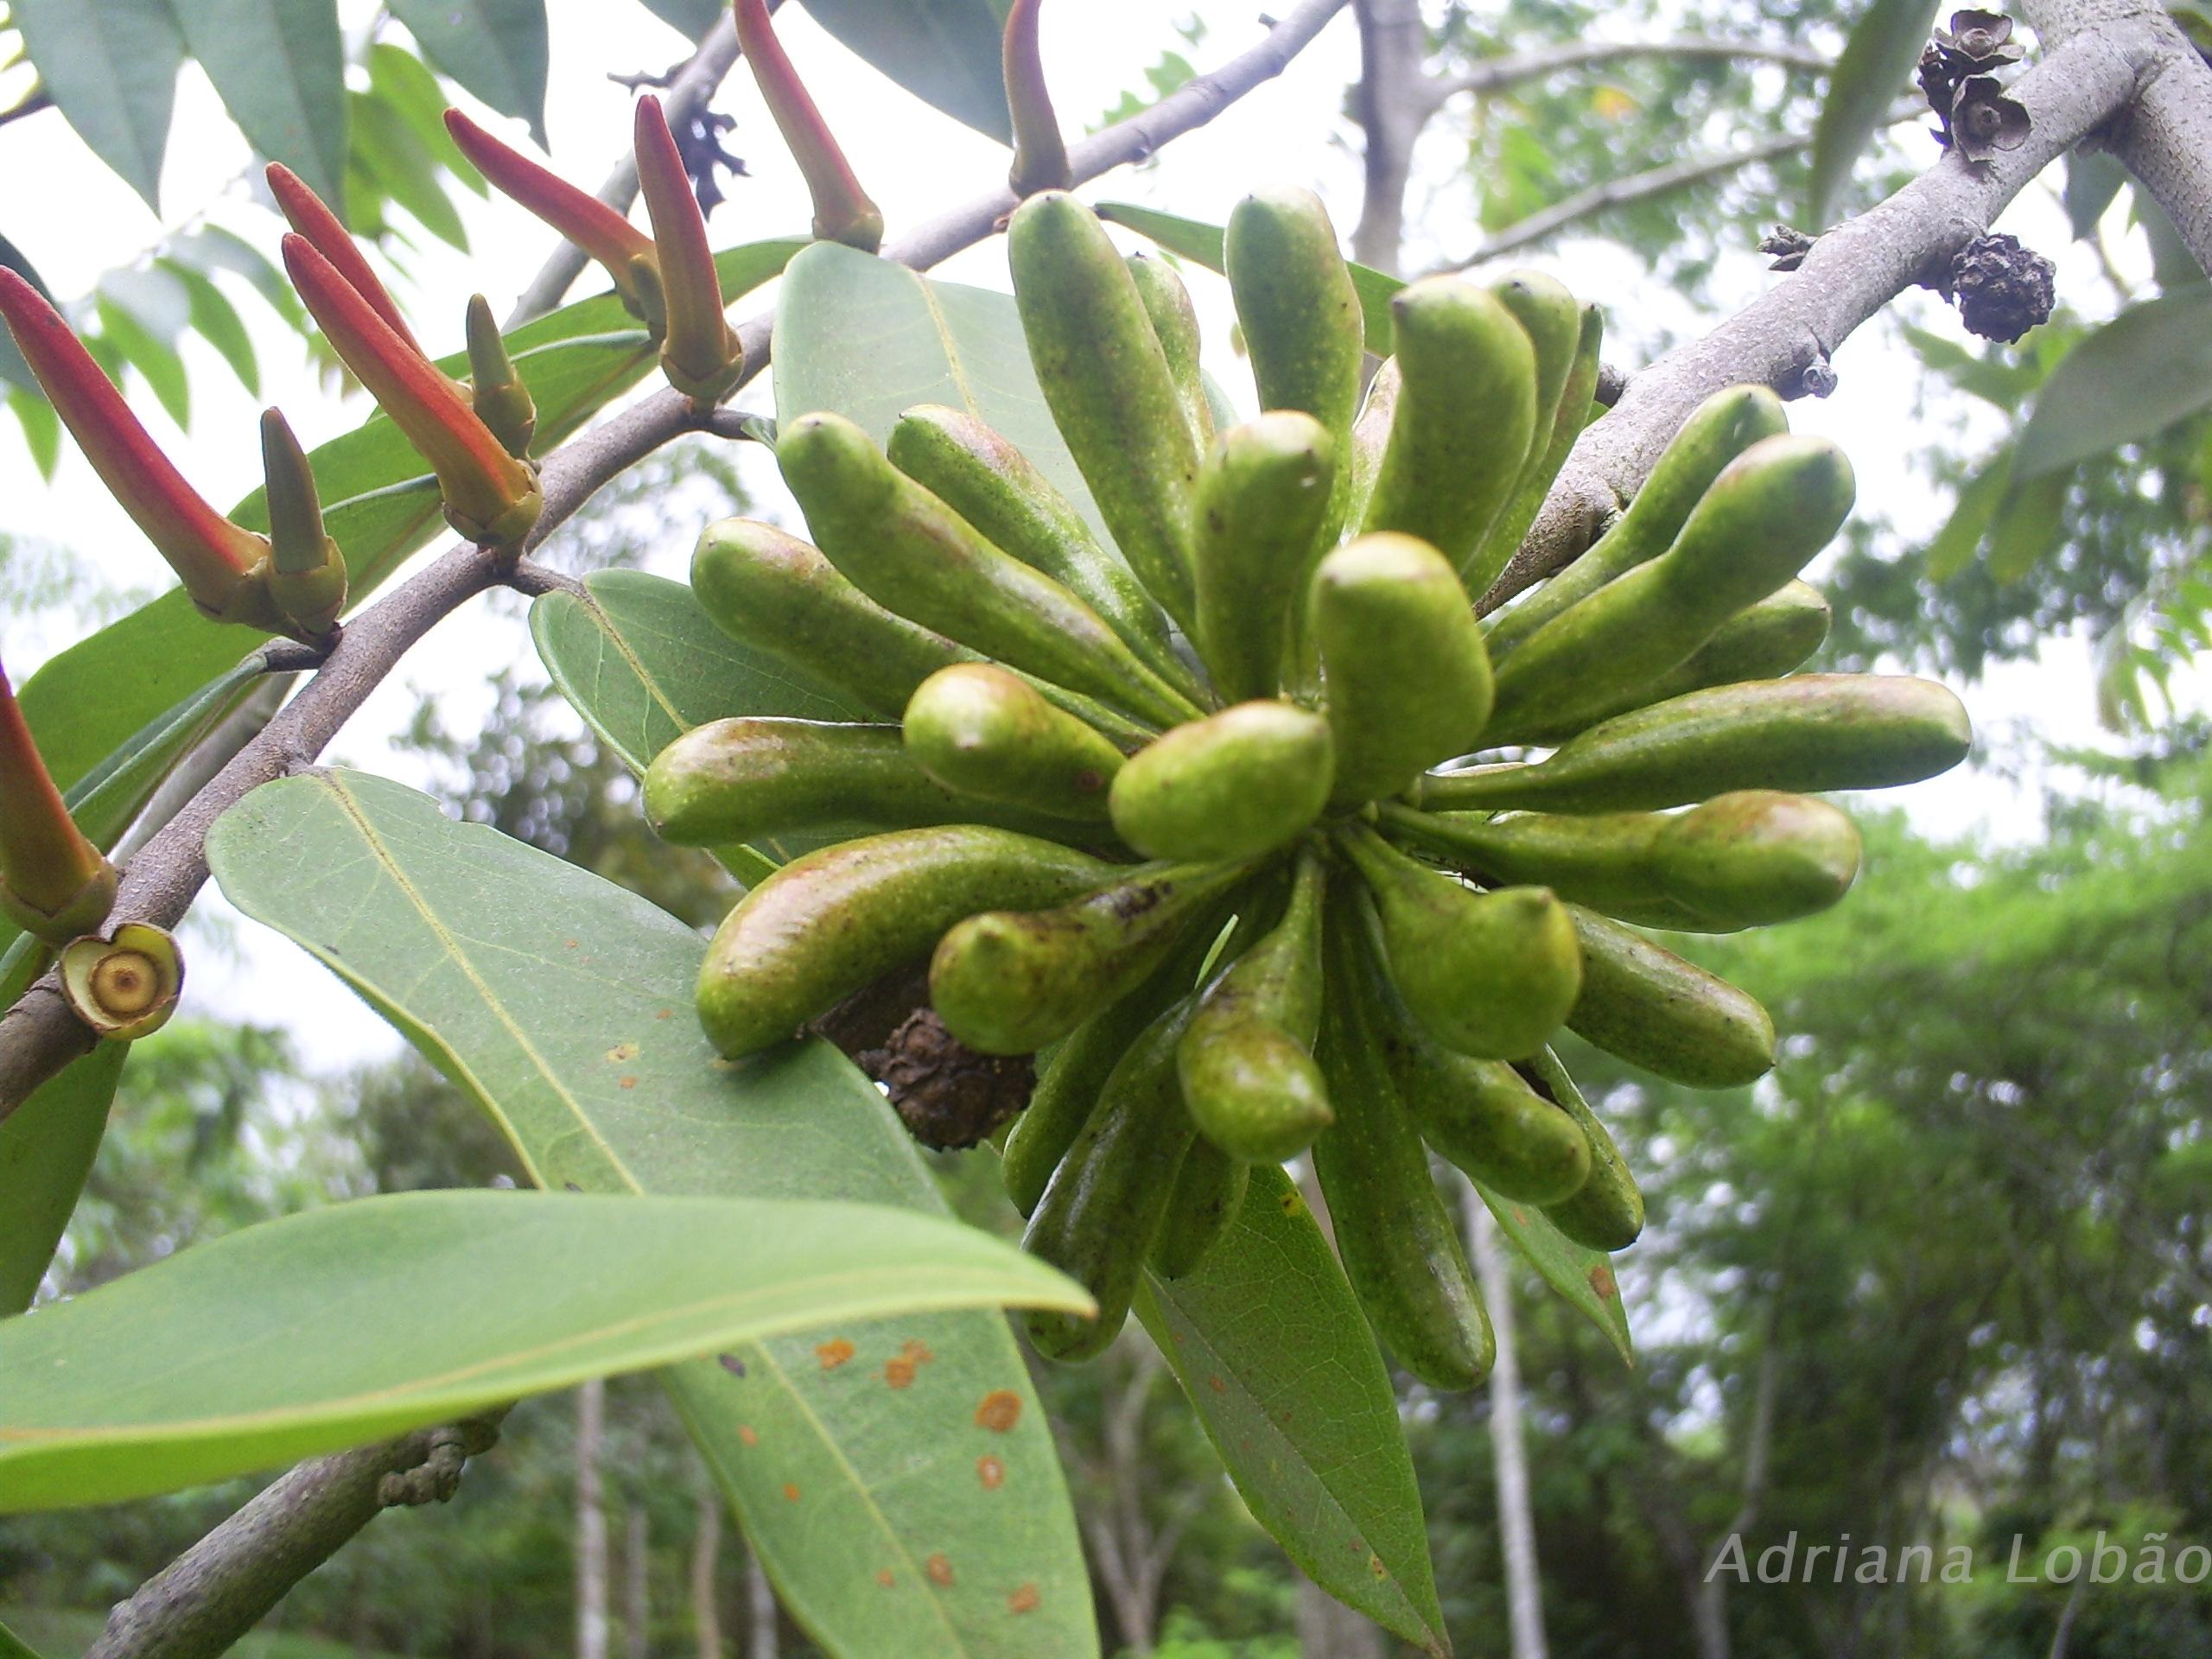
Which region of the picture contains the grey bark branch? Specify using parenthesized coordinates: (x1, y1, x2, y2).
(0, 0, 1351, 1132)
(1431, 35, 1829, 105)
(1490, 29, 2149, 610)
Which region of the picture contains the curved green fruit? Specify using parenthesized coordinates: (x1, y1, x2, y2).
(1417, 675, 1974, 814)
(1313, 533, 1494, 804)
(1510, 579, 1830, 746)
(1472, 299, 1603, 595)
(1484, 384, 1789, 662)
(1485, 435, 1855, 743)
(1109, 700, 1333, 862)
(887, 404, 1199, 699)
(697, 826, 1112, 1058)
(903, 664, 1128, 823)
(645, 717, 1067, 847)
(1126, 253, 1214, 449)
(1566, 905, 1775, 1087)
(1317, 897, 1494, 1389)
(1224, 187, 1363, 540)
(779, 411, 1198, 728)
(931, 862, 1246, 1055)
(1149, 1139, 1249, 1280)
(1358, 277, 1538, 582)
(1523, 1047, 1643, 1251)
(690, 518, 974, 718)
(1008, 192, 1202, 628)
(1342, 357, 1400, 542)
(1176, 852, 1332, 1161)
(1340, 827, 1580, 1060)
(1192, 412, 1338, 702)
(1397, 1047, 1589, 1205)
(1022, 989, 1199, 1360)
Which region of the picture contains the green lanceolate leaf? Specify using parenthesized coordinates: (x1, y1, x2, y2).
(173, 0, 350, 213)
(0, 1045, 130, 1319)
(1465, 1156, 1633, 1363)
(0, 1613, 51, 1659)
(1135, 1166, 1449, 1657)
(13, 0, 185, 207)
(2012, 284, 2212, 482)
(1807, 0, 1942, 226)
(12, 245, 798, 841)
(638, 0, 728, 38)
(206, 772, 1097, 1659)
(1097, 200, 1403, 354)
(796, 0, 1014, 143)
(388, 0, 550, 146)
(774, 240, 1113, 548)
(0, 1188, 1083, 1512)
(162, 258, 262, 393)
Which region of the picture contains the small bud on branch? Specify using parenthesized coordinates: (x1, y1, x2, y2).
(464, 295, 538, 457)
(259, 409, 348, 639)
(60, 922, 182, 1040)
(0, 655, 117, 945)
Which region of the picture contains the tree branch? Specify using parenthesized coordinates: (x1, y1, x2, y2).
(1489, 28, 2151, 610)
(1351, 0, 1432, 274)
(1432, 35, 1829, 104)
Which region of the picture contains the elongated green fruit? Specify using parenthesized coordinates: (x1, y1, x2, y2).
(1109, 700, 1333, 862)
(1225, 187, 1363, 540)
(1522, 1047, 1643, 1250)
(646, 718, 1070, 847)
(1475, 302, 1603, 594)
(779, 412, 1198, 728)
(887, 404, 1199, 698)
(1486, 435, 1855, 742)
(1342, 358, 1400, 539)
(1510, 579, 1830, 746)
(690, 518, 974, 717)
(1383, 789, 1859, 931)
(903, 664, 1127, 823)
(1340, 827, 1580, 1059)
(1192, 413, 1338, 702)
(1314, 533, 1494, 804)
(931, 861, 1248, 1055)
(1417, 675, 1973, 815)
(1489, 273, 1582, 477)
(1359, 277, 1538, 582)
(1566, 905, 1774, 1087)
(1009, 192, 1202, 627)
(1317, 897, 1493, 1389)
(1126, 254, 1214, 449)
(1177, 852, 1331, 1160)
(1391, 1042, 1590, 1205)
(697, 826, 1112, 1058)
(1150, 1139, 1249, 1279)
(1003, 941, 1212, 1216)
(1023, 989, 1199, 1359)
(1484, 384, 1789, 662)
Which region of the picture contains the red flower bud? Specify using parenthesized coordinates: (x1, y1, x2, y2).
(266, 163, 429, 361)
(0, 270, 268, 623)
(633, 96, 744, 404)
(0, 653, 117, 944)
(444, 110, 660, 317)
(1003, 0, 1071, 197)
(733, 0, 884, 251)
(283, 235, 542, 548)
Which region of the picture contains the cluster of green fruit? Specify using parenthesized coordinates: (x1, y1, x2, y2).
(644, 189, 1971, 1387)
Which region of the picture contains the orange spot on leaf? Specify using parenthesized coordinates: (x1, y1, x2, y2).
(975, 1389, 1022, 1432)
(817, 1338, 855, 1370)
(738, 1425, 759, 1447)
(1589, 1262, 1618, 1300)
(899, 1338, 935, 1364)
(885, 1356, 918, 1389)
(618, 1076, 639, 1090)
(655, 1008, 672, 1020)
(781, 1483, 799, 1502)
(1206, 1375, 1226, 1395)
(605, 1042, 639, 1062)
(926, 1553, 955, 1586)
(1007, 1583, 1040, 1614)
(875, 1569, 895, 1588)
(977, 1454, 1005, 1490)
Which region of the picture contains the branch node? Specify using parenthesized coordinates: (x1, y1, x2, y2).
(376, 1418, 501, 1509)
(1781, 342, 1839, 399)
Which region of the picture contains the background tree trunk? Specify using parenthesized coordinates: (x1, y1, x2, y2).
(576, 1380, 609, 1659)
(1467, 1183, 1549, 1659)
(623, 1502, 649, 1659)
(690, 1466, 723, 1659)
(743, 1550, 778, 1659)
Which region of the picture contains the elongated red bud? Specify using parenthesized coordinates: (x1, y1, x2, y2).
(633, 96, 744, 404)
(1003, 0, 1071, 197)
(0, 654, 117, 944)
(732, 0, 884, 251)
(283, 235, 542, 548)
(0, 270, 269, 623)
(265, 163, 428, 360)
(464, 294, 537, 456)
(259, 409, 346, 638)
(444, 109, 660, 317)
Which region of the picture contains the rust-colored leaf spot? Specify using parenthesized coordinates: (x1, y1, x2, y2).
(875, 1569, 895, 1588)
(977, 1454, 1005, 1490)
(900, 1338, 935, 1364)
(781, 1483, 800, 1503)
(718, 1353, 745, 1376)
(655, 1008, 673, 1020)
(974, 1389, 1022, 1432)
(618, 1076, 639, 1090)
(817, 1338, 855, 1370)
(738, 1425, 759, 1447)
(1370, 1554, 1387, 1580)
(1279, 1187, 1301, 1213)
(1007, 1583, 1040, 1615)
(1589, 1262, 1618, 1300)
(1511, 1206, 1529, 1226)
(885, 1356, 918, 1389)
(1206, 1374, 1226, 1395)
(926, 1553, 955, 1586)
(606, 1042, 639, 1063)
